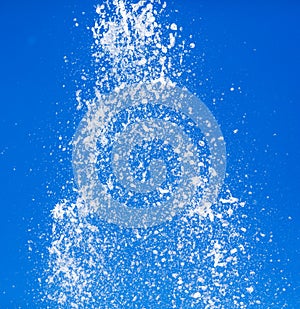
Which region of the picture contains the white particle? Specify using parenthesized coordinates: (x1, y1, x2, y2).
(230, 248, 237, 254)
(191, 292, 201, 299)
(170, 23, 177, 31)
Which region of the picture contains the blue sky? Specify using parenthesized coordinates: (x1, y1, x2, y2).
(0, 0, 299, 307)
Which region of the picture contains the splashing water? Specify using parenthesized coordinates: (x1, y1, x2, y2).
(91, 0, 185, 91)
(41, 1, 288, 308)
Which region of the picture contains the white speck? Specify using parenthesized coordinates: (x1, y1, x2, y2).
(138, 58, 147, 65)
(230, 248, 237, 254)
(246, 286, 254, 294)
(219, 197, 239, 204)
(170, 23, 177, 31)
(233, 129, 238, 134)
(191, 176, 202, 186)
(192, 292, 201, 299)
(227, 208, 233, 216)
(168, 33, 176, 49)
(230, 87, 235, 91)
(158, 188, 169, 194)
(96, 5, 103, 14)
(161, 45, 168, 53)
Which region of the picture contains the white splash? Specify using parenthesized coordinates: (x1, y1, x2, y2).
(42, 1, 272, 308)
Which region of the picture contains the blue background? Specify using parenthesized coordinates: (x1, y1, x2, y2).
(0, 0, 299, 307)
